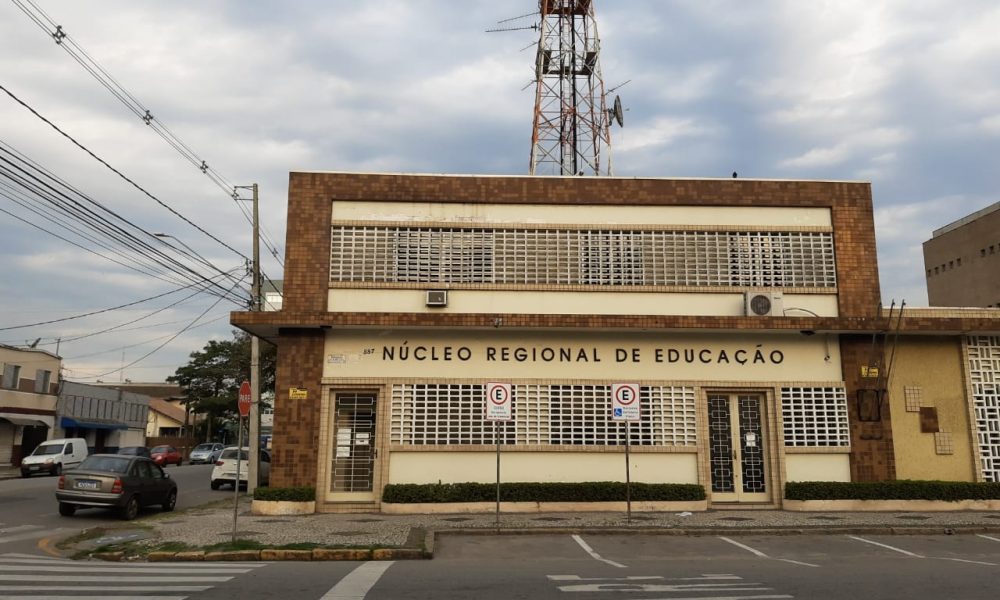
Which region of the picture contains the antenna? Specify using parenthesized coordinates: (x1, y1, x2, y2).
(527, 0, 621, 176)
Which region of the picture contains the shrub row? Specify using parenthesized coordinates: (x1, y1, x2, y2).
(253, 486, 316, 502)
(785, 480, 1000, 501)
(382, 481, 705, 503)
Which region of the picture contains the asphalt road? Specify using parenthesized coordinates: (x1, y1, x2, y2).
(200, 532, 1000, 599)
(0, 462, 221, 554)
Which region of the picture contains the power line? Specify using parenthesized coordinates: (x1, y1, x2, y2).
(63, 313, 230, 360)
(70, 274, 247, 380)
(10, 0, 285, 267)
(0, 83, 250, 262)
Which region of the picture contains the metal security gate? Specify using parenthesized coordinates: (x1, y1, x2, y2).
(331, 393, 376, 495)
(708, 393, 769, 503)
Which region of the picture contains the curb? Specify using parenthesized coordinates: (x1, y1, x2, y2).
(90, 523, 1000, 562)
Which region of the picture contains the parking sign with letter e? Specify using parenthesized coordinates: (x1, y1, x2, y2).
(485, 382, 513, 421)
(611, 383, 641, 421)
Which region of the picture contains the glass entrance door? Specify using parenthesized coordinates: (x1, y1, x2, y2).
(330, 393, 377, 501)
(708, 393, 769, 503)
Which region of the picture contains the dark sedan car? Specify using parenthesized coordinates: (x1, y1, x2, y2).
(56, 454, 177, 520)
(117, 446, 152, 458)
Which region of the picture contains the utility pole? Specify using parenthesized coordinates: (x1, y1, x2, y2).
(247, 183, 262, 494)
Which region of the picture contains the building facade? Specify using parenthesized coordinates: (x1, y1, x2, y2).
(55, 382, 149, 452)
(233, 172, 1000, 511)
(924, 201, 1000, 307)
(0, 344, 59, 470)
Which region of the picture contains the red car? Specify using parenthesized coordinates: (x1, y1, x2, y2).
(149, 445, 183, 466)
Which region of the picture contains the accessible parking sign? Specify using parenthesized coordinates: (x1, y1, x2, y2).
(611, 382, 641, 421)
(485, 382, 513, 421)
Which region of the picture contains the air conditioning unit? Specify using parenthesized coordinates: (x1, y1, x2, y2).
(425, 290, 448, 307)
(744, 290, 784, 317)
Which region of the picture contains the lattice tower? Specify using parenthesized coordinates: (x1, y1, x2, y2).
(530, 0, 615, 176)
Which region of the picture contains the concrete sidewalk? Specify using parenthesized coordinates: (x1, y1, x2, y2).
(69, 498, 1000, 561)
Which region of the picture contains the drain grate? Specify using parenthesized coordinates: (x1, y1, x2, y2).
(809, 515, 844, 521)
(532, 516, 568, 522)
(348, 518, 384, 523)
(895, 515, 930, 520)
(440, 517, 473, 522)
(256, 519, 292, 524)
(985, 515, 1000, 520)
(717, 516, 755, 521)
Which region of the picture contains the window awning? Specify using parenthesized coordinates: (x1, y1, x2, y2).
(59, 417, 128, 430)
(0, 416, 48, 428)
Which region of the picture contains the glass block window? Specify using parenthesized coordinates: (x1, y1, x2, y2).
(781, 387, 850, 447)
(331, 226, 837, 288)
(967, 335, 1000, 482)
(389, 383, 697, 447)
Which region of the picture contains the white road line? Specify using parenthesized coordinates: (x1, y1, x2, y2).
(932, 557, 998, 566)
(977, 534, 1000, 543)
(0, 585, 211, 592)
(0, 564, 251, 574)
(0, 554, 71, 561)
(0, 596, 187, 600)
(0, 529, 69, 545)
(571, 535, 627, 569)
(320, 561, 395, 600)
(718, 537, 820, 568)
(0, 574, 233, 582)
(548, 574, 742, 581)
(847, 535, 924, 558)
(0, 526, 40, 536)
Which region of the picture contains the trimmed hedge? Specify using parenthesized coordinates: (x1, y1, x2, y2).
(253, 486, 316, 502)
(785, 480, 1000, 501)
(382, 481, 705, 503)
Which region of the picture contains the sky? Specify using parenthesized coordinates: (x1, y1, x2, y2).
(1, 0, 999, 383)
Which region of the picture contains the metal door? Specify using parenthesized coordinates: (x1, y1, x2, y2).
(330, 393, 376, 499)
(708, 393, 769, 503)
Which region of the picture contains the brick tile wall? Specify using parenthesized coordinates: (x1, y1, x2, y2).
(269, 328, 325, 488)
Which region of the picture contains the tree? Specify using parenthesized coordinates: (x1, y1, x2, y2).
(167, 331, 276, 441)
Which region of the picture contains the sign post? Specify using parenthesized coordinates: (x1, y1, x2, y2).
(611, 383, 640, 525)
(485, 382, 512, 533)
(233, 380, 251, 543)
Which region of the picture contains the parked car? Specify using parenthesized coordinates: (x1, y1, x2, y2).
(117, 446, 152, 458)
(55, 454, 177, 520)
(150, 445, 183, 466)
(210, 447, 270, 490)
(20, 438, 88, 477)
(188, 443, 224, 465)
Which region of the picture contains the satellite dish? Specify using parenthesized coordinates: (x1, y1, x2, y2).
(612, 95, 624, 127)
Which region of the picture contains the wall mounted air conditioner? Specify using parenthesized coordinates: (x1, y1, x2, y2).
(425, 290, 448, 307)
(744, 290, 784, 317)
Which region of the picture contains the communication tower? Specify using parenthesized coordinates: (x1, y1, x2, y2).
(528, 0, 622, 176)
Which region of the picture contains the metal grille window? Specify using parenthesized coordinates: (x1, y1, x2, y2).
(968, 336, 1000, 482)
(331, 226, 836, 288)
(781, 387, 850, 447)
(389, 383, 697, 446)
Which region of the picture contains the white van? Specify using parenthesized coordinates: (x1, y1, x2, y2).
(20, 438, 88, 477)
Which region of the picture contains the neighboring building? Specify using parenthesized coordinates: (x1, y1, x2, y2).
(262, 280, 283, 311)
(232, 172, 1000, 512)
(923, 201, 1000, 307)
(54, 382, 149, 452)
(146, 398, 186, 437)
(0, 344, 59, 470)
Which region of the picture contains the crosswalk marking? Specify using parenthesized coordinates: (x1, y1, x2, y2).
(0, 553, 268, 600)
(548, 572, 792, 598)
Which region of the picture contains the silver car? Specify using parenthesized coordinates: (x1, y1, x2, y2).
(188, 443, 224, 465)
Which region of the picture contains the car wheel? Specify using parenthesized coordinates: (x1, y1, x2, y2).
(177, 459, 182, 466)
(162, 489, 177, 512)
(20, 470, 29, 478)
(53, 464, 62, 476)
(58, 502, 76, 517)
(210, 480, 221, 490)
(120, 495, 140, 521)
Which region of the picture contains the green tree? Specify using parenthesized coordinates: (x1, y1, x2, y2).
(167, 331, 275, 441)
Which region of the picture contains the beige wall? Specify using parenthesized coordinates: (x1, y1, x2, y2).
(387, 451, 699, 484)
(0, 390, 56, 413)
(785, 453, 851, 482)
(888, 337, 976, 481)
(328, 289, 840, 317)
(332, 201, 832, 228)
(324, 330, 842, 382)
